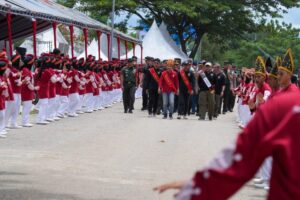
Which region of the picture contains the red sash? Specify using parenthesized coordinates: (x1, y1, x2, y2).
(180, 69, 193, 93)
(149, 68, 160, 83)
(162, 71, 176, 92)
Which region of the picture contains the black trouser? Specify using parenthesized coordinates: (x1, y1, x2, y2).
(148, 89, 159, 114)
(123, 85, 136, 111)
(229, 92, 236, 111)
(178, 91, 190, 116)
(174, 94, 179, 113)
(222, 85, 230, 112)
(142, 88, 148, 109)
(156, 93, 163, 114)
(215, 94, 221, 117)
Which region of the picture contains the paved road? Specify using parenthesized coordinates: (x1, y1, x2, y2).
(0, 99, 266, 200)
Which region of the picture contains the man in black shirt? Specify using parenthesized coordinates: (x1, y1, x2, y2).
(214, 64, 226, 118)
(178, 61, 195, 119)
(197, 62, 217, 120)
(144, 58, 161, 117)
(140, 57, 153, 111)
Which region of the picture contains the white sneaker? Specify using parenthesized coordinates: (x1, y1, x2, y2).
(76, 111, 84, 114)
(53, 117, 60, 121)
(46, 118, 54, 122)
(253, 178, 264, 184)
(0, 133, 7, 138)
(9, 125, 22, 129)
(85, 110, 93, 113)
(254, 182, 269, 189)
(99, 107, 105, 110)
(183, 116, 188, 119)
(22, 123, 33, 127)
(36, 121, 49, 125)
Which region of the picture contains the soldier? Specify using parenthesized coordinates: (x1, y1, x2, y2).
(144, 58, 161, 117)
(177, 61, 195, 119)
(222, 62, 231, 114)
(141, 56, 152, 111)
(197, 62, 216, 121)
(120, 59, 137, 113)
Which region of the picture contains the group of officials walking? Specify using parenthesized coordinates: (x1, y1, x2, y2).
(121, 56, 239, 121)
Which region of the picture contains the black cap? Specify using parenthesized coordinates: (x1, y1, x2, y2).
(132, 56, 138, 61)
(182, 61, 189, 66)
(16, 47, 27, 58)
(53, 48, 61, 55)
(128, 58, 133, 63)
(154, 58, 161, 63)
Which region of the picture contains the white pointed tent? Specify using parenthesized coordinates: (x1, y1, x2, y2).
(20, 28, 70, 55)
(122, 20, 188, 62)
(159, 22, 188, 59)
(78, 33, 126, 61)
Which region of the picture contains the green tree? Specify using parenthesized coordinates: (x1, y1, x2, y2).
(58, 0, 300, 59)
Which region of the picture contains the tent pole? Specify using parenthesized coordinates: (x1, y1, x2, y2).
(97, 31, 102, 60)
(83, 28, 88, 59)
(140, 45, 143, 65)
(6, 12, 13, 58)
(107, 33, 110, 61)
(32, 19, 37, 58)
(117, 37, 120, 60)
(132, 42, 135, 57)
(52, 22, 57, 49)
(69, 25, 74, 58)
(125, 41, 128, 60)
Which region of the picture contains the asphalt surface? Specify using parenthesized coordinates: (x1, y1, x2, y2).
(0, 99, 266, 200)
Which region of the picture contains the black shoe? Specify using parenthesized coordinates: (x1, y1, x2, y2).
(157, 111, 161, 115)
(129, 110, 133, 113)
(229, 109, 233, 112)
(124, 110, 128, 113)
(209, 117, 212, 121)
(163, 115, 167, 119)
(177, 115, 181, 120)
(169, 115, 173, 119)
(222, 111, 226, 115)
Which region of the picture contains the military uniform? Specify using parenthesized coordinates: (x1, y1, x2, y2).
(121, 65, 136, 113)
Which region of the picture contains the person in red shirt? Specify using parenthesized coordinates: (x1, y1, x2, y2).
(6, 54, 22, 129)
(159, 59, 179, 119)
(84, 61, 96, 113)
(277, 48, 299, 93)
(0, 58, 9, 137)
(21, 55, 39, 127)
(77, 58, 87, 114)
(57, 60, 72, 118)
(248, 56, 272, 113)
(35, 56, 55, 125)
(154, 91, 300, 200)
(68, 57, 82, 117)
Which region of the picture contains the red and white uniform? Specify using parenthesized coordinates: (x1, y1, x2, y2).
(68, 69, 81, 116)
(0, 75, 8, 133)
(176, 91, 300, 200)
(21, 67, 36, 126)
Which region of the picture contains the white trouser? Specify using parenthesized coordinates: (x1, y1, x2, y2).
(0, 109, 5, 132)
(236, 98, 242, 122)
(260, 157, 272, 182)
(77, 94, 85, 111)
(57, 96, 69, 115)
(240, 104, 252, 127)
(36, 98, 48, 123)
(11, 93, 21, 126)
(93, 95, 99, 110)
(85, 93, 94, 112)
(54, 95, 60, 117)
(98, 92, 104, 108)
(117, 89, 122, 102)
(108, 91, 113, 105)
(101, 91, 108, 107)
(46, 97, 56, 119)
(22, 100, 32, 125)
(68, 93, 80, 115)
(4, 101, 14, 127)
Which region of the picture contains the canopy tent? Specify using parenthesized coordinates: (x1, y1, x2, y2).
(78, 34, 126, 61)
(0, 0, 141, 60)
(20, 28, 70, 56)
(122, 20, 188, 62)
(159, 22, 188, 60)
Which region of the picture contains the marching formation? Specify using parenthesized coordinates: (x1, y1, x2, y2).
(123, 57, 240, 121)
(0, 47, 132, 138)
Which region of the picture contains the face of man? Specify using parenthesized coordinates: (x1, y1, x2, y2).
(278, 69, 292, 87)
(184, 64, 190, 71)
(154, 61, 159, 68)
(205, 65, 211, 72)
(254, 74, 265, 88)
(215, 65, 221, 74)
(167, 65, 173, 71)
(268, 76, 279, 90)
